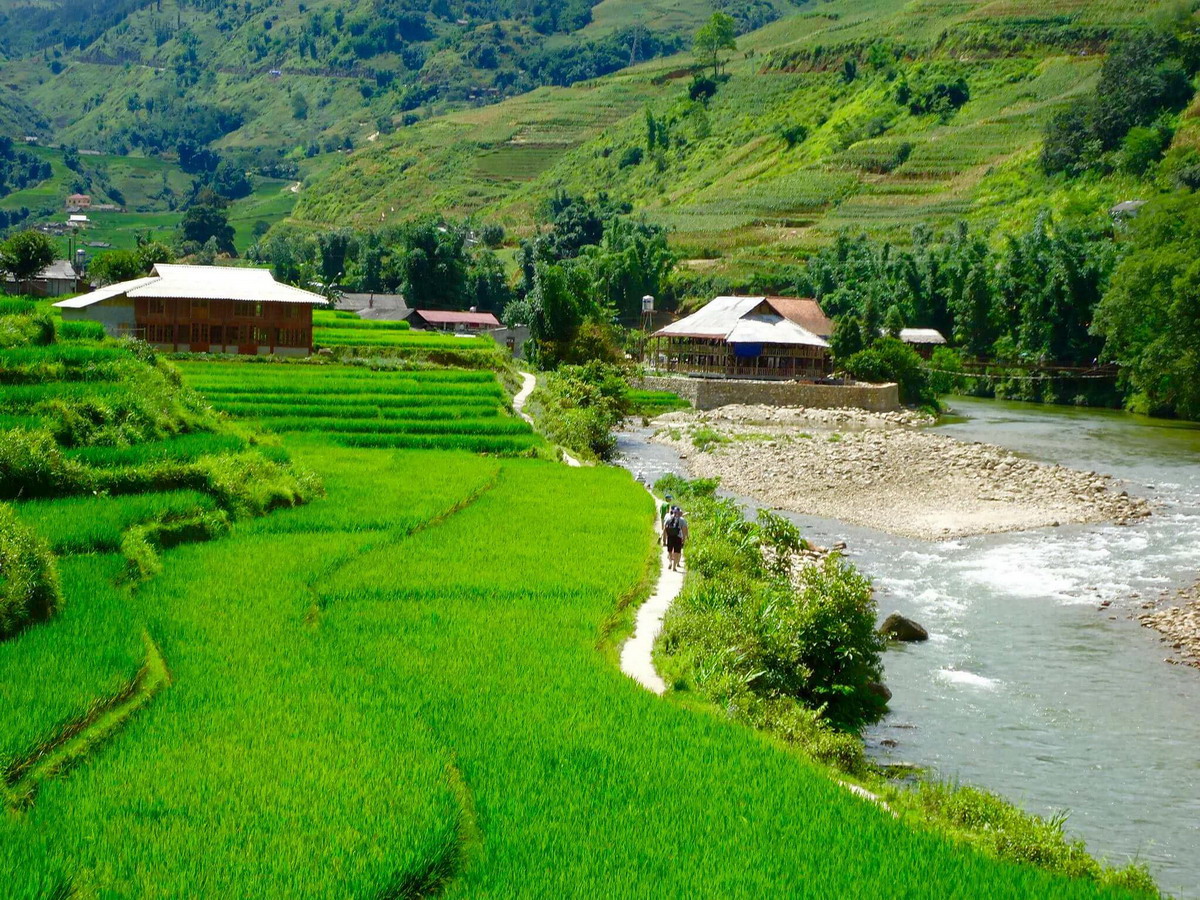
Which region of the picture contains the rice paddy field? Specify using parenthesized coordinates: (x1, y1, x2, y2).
(175, 360, 542, 454)
(0, 380, 1149, 896)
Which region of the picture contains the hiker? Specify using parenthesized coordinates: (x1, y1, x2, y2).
(660, 494, 673, 525)
(662, 505, 688, 571)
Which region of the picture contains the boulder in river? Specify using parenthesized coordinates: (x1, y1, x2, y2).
(879, 613, 929, 642)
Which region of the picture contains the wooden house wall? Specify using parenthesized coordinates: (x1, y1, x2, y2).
(134, 297, 313, 354)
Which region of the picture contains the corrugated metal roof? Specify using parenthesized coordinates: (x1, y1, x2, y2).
(41, 260, 78, 281)
(416, 309, 501, 326)
(765, 296, 833, 337)
(54, 264, 327, 309)
(54, 276, 158, 308)
(653, 296, 828, 348)
(897, 328, 947, 345)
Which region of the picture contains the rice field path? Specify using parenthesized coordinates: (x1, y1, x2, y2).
(620, 499, 683, 695)
(513, 371, 581, 467)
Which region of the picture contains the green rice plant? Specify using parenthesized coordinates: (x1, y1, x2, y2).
(0, 554, 143, 780)
(248, 416, 531, 436)
(208, 402, 502, 421)
(335, 432, 544, 452)
(309, 315, 412, 331)
(65, 434, 250, 468)
(0, 503, 62, 641)
(0, 441, 1152, 897)
(56, 321, 107, 341)
(15, 491, 217, 554)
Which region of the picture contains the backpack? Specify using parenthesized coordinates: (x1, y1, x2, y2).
(665, 516, 682, 539)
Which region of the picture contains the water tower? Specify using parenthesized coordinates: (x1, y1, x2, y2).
(641, 294, 654, 332)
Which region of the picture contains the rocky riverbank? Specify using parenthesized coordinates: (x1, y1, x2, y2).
(1138, 582, 1200, 669)
(651, 406, 1151, 540)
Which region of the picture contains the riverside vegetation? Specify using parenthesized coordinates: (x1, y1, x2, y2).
(652, 474, 1157, 894)
(0, 297, 1164, 897)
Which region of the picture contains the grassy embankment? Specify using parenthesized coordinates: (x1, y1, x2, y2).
(293, 0, 1179, 271)
(0, 300, 1159, 896)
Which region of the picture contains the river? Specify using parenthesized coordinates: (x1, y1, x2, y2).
(616, 397, 1200, 896)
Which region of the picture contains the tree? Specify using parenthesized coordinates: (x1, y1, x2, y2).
(693, 12, 736, 77)
(180, 189, 236, 255)
(0, 230, 56, 294)
(883, 304, 905, 338)
(1093, 195, 1200, 418)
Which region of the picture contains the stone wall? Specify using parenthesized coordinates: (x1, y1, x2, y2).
(637, 375, 901, 412)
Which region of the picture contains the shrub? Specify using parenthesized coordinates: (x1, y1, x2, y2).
(927, 345, 966, 396)
(688, 76, 717, 102)
(0, 502, 62, 640)
(842, 338, 937, 408)
(655, 477, 887, 736)
(534, 361, 630, 460)
(618, 146, 643, 168)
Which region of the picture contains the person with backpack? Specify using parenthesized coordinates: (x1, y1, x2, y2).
(662, 505, 688, 571)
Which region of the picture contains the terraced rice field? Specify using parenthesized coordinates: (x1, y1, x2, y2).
(177, 360, 542, 453)
(0, 344, 1151, 897)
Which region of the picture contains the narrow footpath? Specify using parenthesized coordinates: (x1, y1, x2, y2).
(513, 372, 581, 467)
(620, 499, 684, 694)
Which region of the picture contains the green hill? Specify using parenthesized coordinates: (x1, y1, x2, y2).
(0, 0, 780, 160)
(291, 0, 1193, 266)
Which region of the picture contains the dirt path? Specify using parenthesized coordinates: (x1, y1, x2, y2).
(513, 372, 581, 467)
(620, 499, 683, 695)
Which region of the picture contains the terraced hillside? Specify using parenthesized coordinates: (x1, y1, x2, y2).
(294, 0, 1185, 258)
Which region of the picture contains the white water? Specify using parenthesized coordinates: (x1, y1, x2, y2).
(618, 398, 1200, 895)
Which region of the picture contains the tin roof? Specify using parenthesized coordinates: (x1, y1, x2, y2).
(653, 296, 828, 348)
(415, 309, 501, 327)
(55, 264, 328, 309)
(54, 276, 158, 308)
(896, 328, 947, 345)
(764, 296, 833, 337)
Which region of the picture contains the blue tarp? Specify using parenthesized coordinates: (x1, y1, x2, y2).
(732, 343, 763, 358)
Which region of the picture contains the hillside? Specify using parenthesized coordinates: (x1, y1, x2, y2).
(0, 0, 787, 160)
(292, 0, 1191, 264)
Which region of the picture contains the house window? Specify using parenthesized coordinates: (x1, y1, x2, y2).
(253, 327, 270, 345)
(190, 299, 209, 319)
(191, 323, 209, 343)
(210, 326, 223, 345)
(282, 304, 296, 319)
(234, 301, 263, 318)
(147, 298, 166, 315)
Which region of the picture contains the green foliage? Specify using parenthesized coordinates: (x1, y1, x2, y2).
(842, 338, 936, 408)
(0, 429, 94, 501)
(88, 242, 174, 286)
(179, 190, 235, 256)
(912, 782, 1159, 894)
(0, 231, 56, 290)
(655, 476, 887, 733)
(533, 361, 630, 459)
(690, 425, 729, 451)
(1041, 23, 1198, 175)
(927, 345, 966, 395)
(0, 502, 61, 640)
(1092, 194, 1200, 418)
(693, 12, 737, 77)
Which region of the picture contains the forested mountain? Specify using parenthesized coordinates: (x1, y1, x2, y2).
(0, 0, 789, 162)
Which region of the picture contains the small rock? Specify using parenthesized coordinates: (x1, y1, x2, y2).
(879, 613, 929, 642)
(866, 681, 893, 702)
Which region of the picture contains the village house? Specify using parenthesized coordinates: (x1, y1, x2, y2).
(55, 264, 327, 355)
(648, 296, 832, 380)
(65, 193, 91, 211)
(4, 259, 81, 297)
(408, 308, 501, 333)
(893, 327, 947, 359)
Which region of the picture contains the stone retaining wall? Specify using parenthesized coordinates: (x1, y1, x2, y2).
(637, 375, 901, 412)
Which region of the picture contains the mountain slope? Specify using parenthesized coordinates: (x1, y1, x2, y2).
(0, 0, 785, 159)
(292, 0, 1188, 260)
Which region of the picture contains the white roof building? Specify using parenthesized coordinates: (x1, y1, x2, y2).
(653, 296, 829, 348)
(56, 264, 329, 309)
